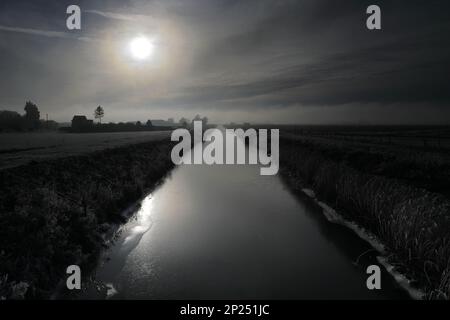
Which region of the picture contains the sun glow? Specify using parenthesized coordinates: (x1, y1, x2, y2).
(129, 36, 154, 61)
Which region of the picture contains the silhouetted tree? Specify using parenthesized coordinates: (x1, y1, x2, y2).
(191, 114, 202, 127)
(94, 106, 104, 124)
(191, 114, 208, 127)
(24, 101, 40, 130)
(146, 120, 153, 128)
(0, 110, 22, 131)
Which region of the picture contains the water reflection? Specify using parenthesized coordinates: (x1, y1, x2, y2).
(121, 196, 155, 255)
(79, 132, 409, 300)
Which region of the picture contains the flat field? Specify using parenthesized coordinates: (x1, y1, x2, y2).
(279, 125, 450, 197)
(0, 131, 170, 170)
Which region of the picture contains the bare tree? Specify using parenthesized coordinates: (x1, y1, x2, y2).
(94, 105, 104, 124)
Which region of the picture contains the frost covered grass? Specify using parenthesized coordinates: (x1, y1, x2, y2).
(280, 136, 450, 299)
(0, 139, 174, 299)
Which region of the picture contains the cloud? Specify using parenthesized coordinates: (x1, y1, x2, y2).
(151, 31, 450, 110)
(0, 25, 97, 42)
(85, 9, 153, 22)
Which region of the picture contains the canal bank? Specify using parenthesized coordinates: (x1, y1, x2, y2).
(0, 139, 175, 299)
(279, 135, 450, 299)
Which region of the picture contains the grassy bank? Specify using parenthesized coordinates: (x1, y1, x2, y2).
(279, 136, 450, 299)
(0, 139, 175, 299)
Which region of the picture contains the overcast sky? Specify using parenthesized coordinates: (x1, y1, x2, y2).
(0, 0, 449, 124)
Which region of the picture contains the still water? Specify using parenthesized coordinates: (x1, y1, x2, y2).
(80, 134, 408, 300)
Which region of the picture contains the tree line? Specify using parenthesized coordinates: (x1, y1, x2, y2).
(0, 101, 210, 133)
(0, 101, 57, 132)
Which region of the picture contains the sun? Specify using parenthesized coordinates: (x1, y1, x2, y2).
(129, 36, 154, 61)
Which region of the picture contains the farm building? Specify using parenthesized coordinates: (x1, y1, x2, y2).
(71, 115, 94, 132)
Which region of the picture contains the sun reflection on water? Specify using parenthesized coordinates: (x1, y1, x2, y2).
(123, 196, 155, 246)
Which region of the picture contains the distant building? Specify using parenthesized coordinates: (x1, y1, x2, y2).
(71, 115, 94, 132)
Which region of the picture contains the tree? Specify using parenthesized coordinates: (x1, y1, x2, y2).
(191, 114, 202, 126)
(0, 110, 22, 131)
(146, 120, 153, 127)
(24, 101, 40, 130)
(191, 114, 208, 127)
(179, 117, 188, 128)
(94, 106, 104, 124)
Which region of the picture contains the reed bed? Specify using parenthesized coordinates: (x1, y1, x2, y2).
(280, 137, 450, 299)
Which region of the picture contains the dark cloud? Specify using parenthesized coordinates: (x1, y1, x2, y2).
(0, 0, 449, 123)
